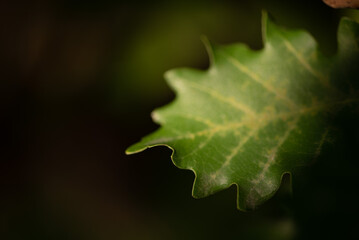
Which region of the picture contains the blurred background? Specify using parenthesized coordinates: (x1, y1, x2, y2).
(1, 0, 359, 239)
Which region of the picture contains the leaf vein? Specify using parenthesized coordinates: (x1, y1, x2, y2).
(282, 39, 331, 89)
(222, 52, 297, 109)
(185, 80, 258, 119)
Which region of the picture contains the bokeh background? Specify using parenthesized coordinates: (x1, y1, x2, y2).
(2, 0, 359, 239)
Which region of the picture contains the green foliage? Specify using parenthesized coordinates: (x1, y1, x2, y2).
(127, 12, 359, 210)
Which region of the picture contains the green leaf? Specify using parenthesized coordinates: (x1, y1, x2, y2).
(126, 12, 359, 210)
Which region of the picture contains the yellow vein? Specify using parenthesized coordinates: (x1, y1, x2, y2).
(224, 128, 259, 167)
(245, 117, 300, 208)
(178, 131, 216, 160)
(282, 39, 331, 89)
(251, 116, 299, 186)
(148, 95, 351, 147)
(209, 127, 261, 181)
(173, 114, 218, 128)
(314, 128, 329, 158)
(146, 122, 245, 145)
(222, 53, 297, 109)
(185, 81, 258, 119)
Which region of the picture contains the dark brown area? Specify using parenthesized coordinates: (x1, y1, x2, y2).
(323, 0, 359, 8)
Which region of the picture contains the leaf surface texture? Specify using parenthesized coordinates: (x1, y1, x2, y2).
(127, 13, 359, 210)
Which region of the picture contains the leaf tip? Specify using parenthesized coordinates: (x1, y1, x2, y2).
(261, 10, 278, 46)
(261, 10, 269, 45)
(200, 35, 215, 67)
(164, 68, 177, 84)
(151, 110, 161, 124)
(337, 15, 359, 54)
(261, 9, 269, 23)
(125, 144, 146, 155)
(338, 15, 359, 31)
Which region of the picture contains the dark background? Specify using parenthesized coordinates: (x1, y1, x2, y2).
(1, 0, 359, 239)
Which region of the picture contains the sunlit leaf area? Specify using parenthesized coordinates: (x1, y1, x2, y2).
(2, 0, 359, 239)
